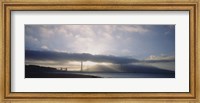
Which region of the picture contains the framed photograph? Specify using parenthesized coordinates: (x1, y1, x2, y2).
(0, 0, 199, 102)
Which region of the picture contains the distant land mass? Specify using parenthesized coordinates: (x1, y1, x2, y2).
(25, 65, 100, 78)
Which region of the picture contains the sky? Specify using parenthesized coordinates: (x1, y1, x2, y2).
(25, 25, 175, 71)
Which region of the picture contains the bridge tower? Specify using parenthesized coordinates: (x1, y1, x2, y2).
(81, 61, 83, 71)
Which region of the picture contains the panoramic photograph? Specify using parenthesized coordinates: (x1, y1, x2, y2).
(25, 24, 175, 78)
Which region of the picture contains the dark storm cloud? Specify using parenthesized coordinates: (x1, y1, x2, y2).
(142, 59, 175, 63)
(25, 50, 138, 64)
(143, 55, 175, 63)
(26, 50, 174, 64)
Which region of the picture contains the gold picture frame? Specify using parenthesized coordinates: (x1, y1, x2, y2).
(0, 0, 199, 102)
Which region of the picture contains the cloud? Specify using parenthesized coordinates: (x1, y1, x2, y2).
(26, 50, 175, 65)
(117, 25, 150, 33)
(164, 25, 175, 35)
(25, 25, 174, 59)
(25, 25, 114, 54)
(41, 45, 49, 50)
(25, 50, 138, 64)
(143, 55, 175, 63)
